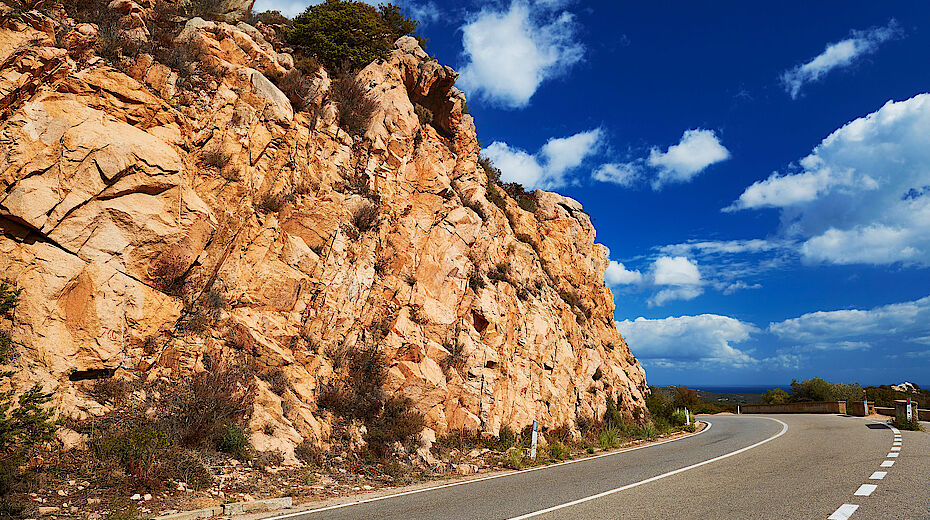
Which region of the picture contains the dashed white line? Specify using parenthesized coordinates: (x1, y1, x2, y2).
(881, 460, 895, 467)
(890, 446, 901, 451)
(829, 504, 859, 520)
(887, 452, 899, 458)
(869, 471, 886, 480)
(854, 484, 877, 497)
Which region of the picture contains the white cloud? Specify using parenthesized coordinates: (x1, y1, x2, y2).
(647, 256, 703, 306)
(592, 162, 641, 187)
(616, 314, 757, 367)
(595, 129, 729, 189)
(647, 129, 730, 189)
(458, 1, 583, 108)
(651, 256, 701, 286)
(660, 239, 780, 256)
(781, 21, 900, 99)
(727, 93, 930, 265)
(722, 281, 762, 295)
(484, 128, 603, 189)
(649, 286, 703, 307)
(769, 295, 930, 347)
(605, 261, 642, 286)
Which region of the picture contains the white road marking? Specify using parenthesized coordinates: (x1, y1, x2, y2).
(869, 471, 886, 480)
(854, 484, 877, 496)
(881, 460, 895, 467)
(890, 427, 901, 434)
(887, 452, 899, 457)
(828, 504, 859, 520)
(890, 446, 901, 451)
(262, 421, 713, 519)
(506, 418, 789, 520)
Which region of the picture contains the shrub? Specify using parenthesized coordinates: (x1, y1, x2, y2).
(505, 449, 523, 470)
(330, 73, 378, 136)
(257, 191, 292, 214)
(200, 149, 231, 169)
(351, 202, 379, 233)
(364, 396, 424, 457)
(95, 426, 170, 488)
(260, 369, 289, 396)
(295, 439, 323, 465)
(468, 271, 486, 292)
(318, 345, 386, 421)
(413, 103, 433, 127)
(216, 424, 250, 459)
(598, 428, 620, 449)
(487, 262, 510, 284)
(501, 182, 536, 213)
(893, 415, 923, 431)
(185, 0, 224, 19)
(275, 68, 320, 112)
(155, 361, 254, 449)
(547, 441, 568, 460)
(286, 0, 419, 71)
(150, 253, 189, 296)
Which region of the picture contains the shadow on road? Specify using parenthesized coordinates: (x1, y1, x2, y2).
(866, 423, 890, 429)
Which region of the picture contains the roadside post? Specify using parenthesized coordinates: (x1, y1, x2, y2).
(737, 405, 740, 415)
(530, 420, 538, 459)
(863, 399, 868, 416)
(906, 397, 912, 421)
(685, 407, 690, 425)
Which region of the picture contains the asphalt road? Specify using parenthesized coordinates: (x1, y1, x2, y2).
(266, 414, 930, 520)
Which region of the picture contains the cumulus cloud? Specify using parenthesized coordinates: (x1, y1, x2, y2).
(722, 281, 762, 295)
(647, 256, 703, 306)
(660, 239, 780, 256)
(781, 21, 901, 99)
(727, 93, 930, 265)
(484, 128, 603, 189)
(592, 162, 642, 187)
(605, 261, 642, 286)
(769, 295, 930, 348)
(594, 129, 729, 190)
(616, 314, 758, 368)
(647, 129, 731, 188)
(458, 1, 583, 108)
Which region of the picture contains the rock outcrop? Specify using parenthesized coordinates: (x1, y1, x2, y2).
(0, 7, 647, 463)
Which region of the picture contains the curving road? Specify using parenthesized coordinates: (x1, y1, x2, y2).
(262, 415, 930, 520)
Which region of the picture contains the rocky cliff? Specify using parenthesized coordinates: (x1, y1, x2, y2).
(0, 4, 647, 462)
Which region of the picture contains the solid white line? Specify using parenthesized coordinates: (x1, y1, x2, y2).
(829, 503, 859, 520)
(262, 422, 713, 519)
(854, 484, 877, 497)
(887, 452, 899, 458)
(506, 418, 789, 520)
(881, 460, 895, 467)
(869, 471, 886, 480)
(890, 427, 901, 434)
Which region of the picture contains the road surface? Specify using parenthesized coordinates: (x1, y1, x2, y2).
(263, 414, 930, 520)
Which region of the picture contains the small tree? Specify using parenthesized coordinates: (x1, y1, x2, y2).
(762, 387, 790, 404)
(0, 280, 58, 503)
(286, 0, 419, 71)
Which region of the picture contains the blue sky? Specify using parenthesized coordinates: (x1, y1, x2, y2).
(258, 0, 930, 387)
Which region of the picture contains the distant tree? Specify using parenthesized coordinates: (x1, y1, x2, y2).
(790, 378, 833, 402)
(762, 387, 790, 404)
(286, 0, 420, 71)
(672, 386, 700, 409)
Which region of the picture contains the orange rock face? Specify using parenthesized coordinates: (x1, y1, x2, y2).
(0, 11, 647, 462)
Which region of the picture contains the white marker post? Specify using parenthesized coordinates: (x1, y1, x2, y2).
(530, 420, 538, 459)
(685, 407, 690, 425)
(737, 405, 740, 415)
(906, 397, 912, 421)
(863, 399, 868, 416)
